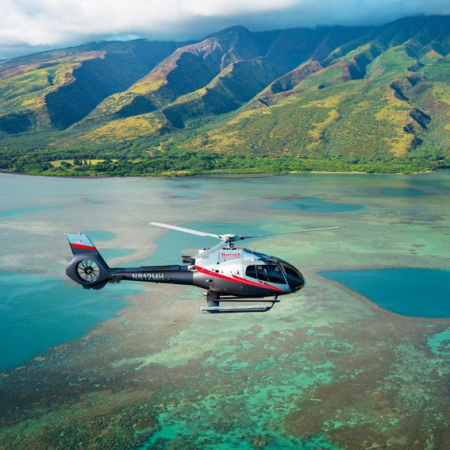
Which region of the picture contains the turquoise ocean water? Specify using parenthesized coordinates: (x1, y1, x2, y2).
(0, 272, 133, 370)
(319, 268, 450, 317)
(1, 171, 450, 448)
(0, 172, 449, 368)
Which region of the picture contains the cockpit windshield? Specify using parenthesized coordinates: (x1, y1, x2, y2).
(245, 264, 287, 284)
(278, 260, 305, 291)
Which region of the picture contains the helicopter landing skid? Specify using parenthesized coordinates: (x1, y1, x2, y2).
(201, 292, 279, 313)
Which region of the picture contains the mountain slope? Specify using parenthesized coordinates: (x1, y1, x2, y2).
(0, 40, 182, 133)
(190, 16, 450, 165)
(1, 16, 450, 175)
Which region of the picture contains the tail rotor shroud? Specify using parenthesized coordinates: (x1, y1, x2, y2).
(76, 259, 100, 283)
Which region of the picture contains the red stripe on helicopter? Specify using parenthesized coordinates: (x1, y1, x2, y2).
(70, 243, 96, 251)
(195, 266, 287, 293)
(231, 274, 287, 292)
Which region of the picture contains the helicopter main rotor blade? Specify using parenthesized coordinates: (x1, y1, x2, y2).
(150, 222, 221, 239)
(239, 226, 339, 240)
(150, 222, 338, 244)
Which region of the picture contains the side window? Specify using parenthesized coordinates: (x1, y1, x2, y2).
(246, 264, 286, 284)
(246, 265, 257, 279)
(256, 265, 270, 282)
(266, 265, 286, 284)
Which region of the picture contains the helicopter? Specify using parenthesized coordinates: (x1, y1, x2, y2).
(65, 222, 338, 313)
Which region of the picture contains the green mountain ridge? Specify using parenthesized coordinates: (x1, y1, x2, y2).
(1, 16, 450, 175)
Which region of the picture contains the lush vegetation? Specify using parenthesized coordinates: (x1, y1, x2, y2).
(1, 16, 450, 177)
(1, 118, 447, 176)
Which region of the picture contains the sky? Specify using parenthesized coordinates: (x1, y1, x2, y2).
(1, 0, 450, 60)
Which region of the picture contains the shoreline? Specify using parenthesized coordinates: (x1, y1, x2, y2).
(308, 170, 437, 175)
(0, 167, 442, 179)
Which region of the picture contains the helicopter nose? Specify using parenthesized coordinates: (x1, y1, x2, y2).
(290, 271, 305, 292)
(279, 261, 305, 292)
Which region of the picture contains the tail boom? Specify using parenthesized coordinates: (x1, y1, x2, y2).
(65, 233, 194, 290)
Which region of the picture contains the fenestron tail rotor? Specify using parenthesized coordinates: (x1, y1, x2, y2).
(76, 259, 100, 283)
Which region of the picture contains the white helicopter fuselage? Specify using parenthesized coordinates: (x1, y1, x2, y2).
(191, 246, 304, 297)
(65, 222, 335, 313)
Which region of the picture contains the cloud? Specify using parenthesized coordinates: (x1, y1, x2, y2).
(1, 0, 450, 59)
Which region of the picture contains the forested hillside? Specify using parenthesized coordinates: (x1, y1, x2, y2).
(1, 16, 450, 176)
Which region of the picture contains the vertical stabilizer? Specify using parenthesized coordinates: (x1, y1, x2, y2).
(66, 233, 98, 255)
(65, 233, 109, 269)
(65, 233, 110, 289)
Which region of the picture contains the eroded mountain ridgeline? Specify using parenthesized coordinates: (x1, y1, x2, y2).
(1, 16, 450, 175)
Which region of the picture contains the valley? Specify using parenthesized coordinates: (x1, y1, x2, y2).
(1, 16, 450, 175)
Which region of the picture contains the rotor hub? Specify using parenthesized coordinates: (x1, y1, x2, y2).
(76, 259, 100, 283)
